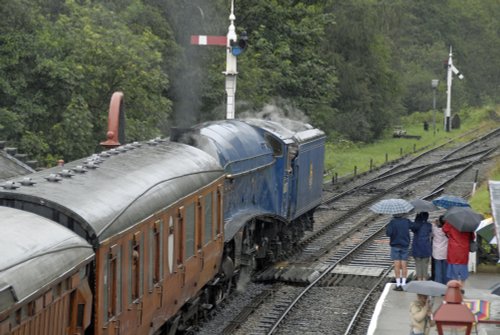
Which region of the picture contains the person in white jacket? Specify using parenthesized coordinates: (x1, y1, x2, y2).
(432, 216, 449, 284)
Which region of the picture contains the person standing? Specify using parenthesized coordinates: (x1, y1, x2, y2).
(442, 220, 474, 287)
(386, 214, 412, 291)
(432, 216, 449, 285)
(410, 212, 432, 281)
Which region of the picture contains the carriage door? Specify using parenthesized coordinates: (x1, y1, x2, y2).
(168, 216, 174, 275)
(149, 220, 163, 309)
(105, 244, 122, 335)
(128, 232, 143, 331)
(177, 207, 186, 286)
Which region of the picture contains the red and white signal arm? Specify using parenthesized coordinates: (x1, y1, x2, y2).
(190, 35, 227, 46)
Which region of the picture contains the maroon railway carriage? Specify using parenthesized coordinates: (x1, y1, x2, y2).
(0, 140, 226, 335)
(0, 207, 94, 335)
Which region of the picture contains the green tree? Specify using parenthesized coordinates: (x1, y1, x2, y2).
(50, 95, 94, 160)
(233, 1, 338, 123)
(0, 0, 172, 163)
(324, 0, 402, 141)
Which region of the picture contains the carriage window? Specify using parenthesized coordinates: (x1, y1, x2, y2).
(204, 194, 213, 245)
(53, 282, 62, 298)
(106, 245, 121, 321)
(129, 233, 143, 303)
(185, 203, 195, 258)
(149, 220, 163, 289)
(27, 302, 35, 317)
(168, 216, 174, 274)
(216, 188, 222, 236)
(107, 257, 117, 319)
(197, 199, 202, 250)
(15, 309, 21, 325)
(76, 303, 85, 328)
(177, 210, 184, 265)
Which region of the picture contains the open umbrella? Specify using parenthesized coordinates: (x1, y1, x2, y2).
(443, 207, 484, 232)
(410, 199, 440, 212)
(476, 218, 497, 244)
(432, 194, 470, 209)
(403, 280, 447, 296)
(369, 198, 413, 215)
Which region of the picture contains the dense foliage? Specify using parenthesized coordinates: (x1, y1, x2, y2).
(1, 0, 500, 165)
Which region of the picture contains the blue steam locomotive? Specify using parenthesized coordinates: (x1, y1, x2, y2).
(0, 113, 325, 334)
(173, 118, 325, 270)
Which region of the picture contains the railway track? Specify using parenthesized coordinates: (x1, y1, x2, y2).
(195, 126, 500, 335)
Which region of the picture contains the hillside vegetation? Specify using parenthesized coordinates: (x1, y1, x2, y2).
(1, 1, 500, 165)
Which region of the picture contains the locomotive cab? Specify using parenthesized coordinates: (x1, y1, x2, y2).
(243, 119, 325, 222)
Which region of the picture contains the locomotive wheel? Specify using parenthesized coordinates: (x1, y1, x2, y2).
(213, 277, 233, 306)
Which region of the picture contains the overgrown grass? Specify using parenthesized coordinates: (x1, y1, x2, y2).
(469, 158, 500, 215)
(325, 106, 499, 179)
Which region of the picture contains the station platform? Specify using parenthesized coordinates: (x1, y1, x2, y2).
(367, 271, 500, 335)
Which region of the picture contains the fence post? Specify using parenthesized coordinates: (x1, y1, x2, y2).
(400, 148, 403, 156)
(354, 166, 357, 177)
(369, 158, 373, 171)
(385, 153, 388, 163)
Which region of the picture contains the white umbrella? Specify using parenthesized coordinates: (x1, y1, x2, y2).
(476, 218, 497, 244)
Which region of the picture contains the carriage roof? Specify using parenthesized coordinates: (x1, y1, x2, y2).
(0, 141, 224, 245)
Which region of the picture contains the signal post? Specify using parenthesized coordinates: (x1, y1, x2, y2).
(190, 0, 247, 120)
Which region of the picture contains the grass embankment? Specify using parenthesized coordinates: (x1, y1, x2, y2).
(469, 157, 500, 269)
(325, 105, 500, 214)
(469, 163, 500, 215)
(324, 106, 499, 180)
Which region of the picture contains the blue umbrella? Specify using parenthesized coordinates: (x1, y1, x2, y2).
(432, 195, 470, 209)
(370, 198, 414, 215)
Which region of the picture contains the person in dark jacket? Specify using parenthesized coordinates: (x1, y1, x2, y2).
(410, 212, 433, 281)
(386, 214, 412, 291)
